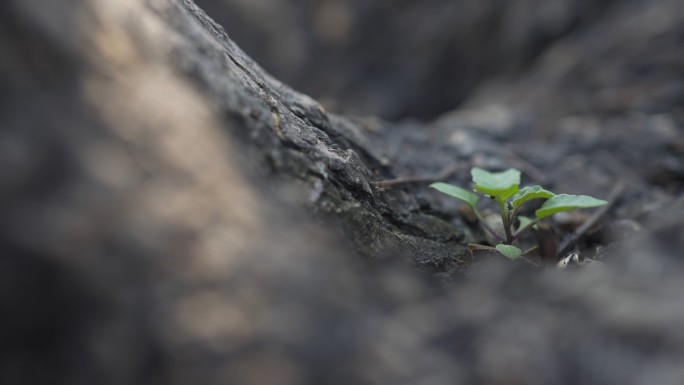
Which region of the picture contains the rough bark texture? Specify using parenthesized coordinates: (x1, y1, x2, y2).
(2, 1, 684, 385)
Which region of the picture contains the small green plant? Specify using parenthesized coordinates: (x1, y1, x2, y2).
(431, 167, 607, 260)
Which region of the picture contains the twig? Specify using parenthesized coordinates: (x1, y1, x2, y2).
(520, 255, 541, 268)
(371, 162, 464, 188)
(468, 243, 540, 268)
(555, 182, 625, 258)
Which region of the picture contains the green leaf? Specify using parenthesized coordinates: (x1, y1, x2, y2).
(471, 168, 521, 201)
(430, 182, 480, 210)
(495, 244, 522, 260)
(535, 194, 608, 219)
(510, 185, 555, 209)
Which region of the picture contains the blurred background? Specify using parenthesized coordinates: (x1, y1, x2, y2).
(195, 0, 617, 120)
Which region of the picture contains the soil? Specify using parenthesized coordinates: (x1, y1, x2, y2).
(362, 102, 683, 272)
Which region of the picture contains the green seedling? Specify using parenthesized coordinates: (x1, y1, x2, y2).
(431, 167, 607, 260)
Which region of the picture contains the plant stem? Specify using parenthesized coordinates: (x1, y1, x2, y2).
(498, 200, 514, 244)
(473, 209, 505, 243)
(510, 217, 543, 242)
(510, 206, 521, 225)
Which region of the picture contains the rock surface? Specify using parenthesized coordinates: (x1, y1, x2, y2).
(1, 1, 684, 385)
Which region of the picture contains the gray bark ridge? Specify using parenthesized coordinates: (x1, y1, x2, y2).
(158, 0, 469, 267)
